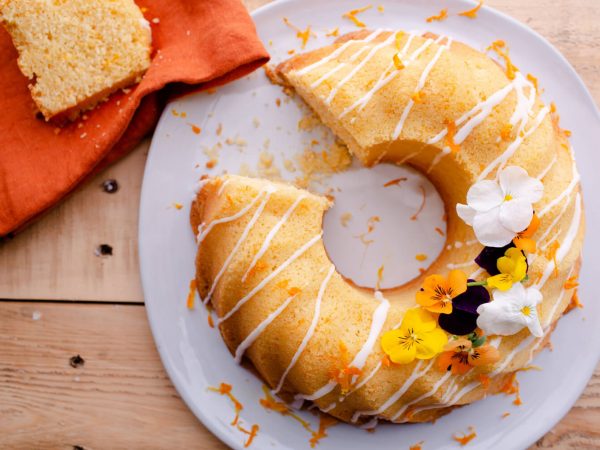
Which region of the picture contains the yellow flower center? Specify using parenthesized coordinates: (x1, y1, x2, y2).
(504, 193, 513, 202)
(521, 305, 532, 317)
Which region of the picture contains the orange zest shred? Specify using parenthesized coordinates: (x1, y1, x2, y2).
(500, 373, 522, 406)
(500, 123, 513, 141)
(236, 423, 259, 448)
(355, 216, 380, 245)
(173, 202, 183, 210)
(444, 120, 461, 153)
(549, 102, 572, 139)
(564, 276, 579, 289)
(565, 289, 583, 312)
(435, 226, 445, 236)
(207, 313, 214, 328)
(502, 412, 511, 419)
(189, 124, 201, 134)
(415, 253, 427, 262)
(187, 279, 197, 309)
(410, 185, 427, 221)
(394, 30, 405, 49)
(487, 40, 518, 80)
(208, 383, 244, 426)
(545, 241, 561, 278)
(343, 5, 372, 28)
(393, 53, 405, 70)
(479, 374, 491, 389)
(409, 442, 424, 450)
(328, 341, 362, 394)
(527, 73, 539, 92)
(326, 27, 339, 37)
(383, 177, 407, 187)
(376, 265, 384, 289)
(259, 387, 336, 448)
(426, 8, 448, 22)
(377, 5, 384, 13)
(309, 415, 338, 448)
(282, 17, 314, 49)
(453, 427, 477, 446)
(411, 90, 426, 103)
(382, 354, 392, 367)
(458, 0, 484, 19)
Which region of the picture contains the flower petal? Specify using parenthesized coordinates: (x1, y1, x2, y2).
(499, 166, 544, 204)
(407, 307, 438, 333)
(487, 274, 514, 291)
(389, 343, 417, 364)
(473, 207, 516, 247)
(381, 329, 403, 355)
(415, 328, 448, 359)
(526, 286, 543, 306)
(436, 351, 454, 372)
(447, 270, 468, 298)
(453, 283, 491, 313)
(423, 301, 452, 315)
(476, 300, 526, 336)
(526, 310, 543, 337)
(466, 180, 504, 212)
(475, 244, 515, 275)
(438, 309, 479, 335)
(499, 198, 533, 233)
(456, 204, 476, 225)
(469, 345, 500, 366)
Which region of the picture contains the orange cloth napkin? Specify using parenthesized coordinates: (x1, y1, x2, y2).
(0, 0, 269, 237)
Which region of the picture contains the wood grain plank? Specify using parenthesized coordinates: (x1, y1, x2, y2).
(0, 302, 226, 450)
(0, 0, 598, 302)
(0, 301, 597, 449)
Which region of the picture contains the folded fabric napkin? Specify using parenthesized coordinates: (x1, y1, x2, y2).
(0, 0, 269, 237)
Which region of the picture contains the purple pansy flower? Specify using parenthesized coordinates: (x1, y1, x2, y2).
(474, 243, 515, 275)
(438, 281, 490, 335)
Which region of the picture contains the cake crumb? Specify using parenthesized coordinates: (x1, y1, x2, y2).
(340, 212, 353, 227)
(283, 159, 296, 172)
(189, 124, 201, 134)
(326, 27, 339, 37)
(216, 123, 223, 136)
(409, 442, 424, 450)
(377, 5, 385, 12)
(252, 117, 261, 128)
(297, 111, 321, 131)
(257, 151, 282, 180)
(501, 412, 510, 419)
(294, 141, 351, 188)
(173, 202, 183, 210)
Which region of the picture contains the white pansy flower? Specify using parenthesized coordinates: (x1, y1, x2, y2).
(476, 283, 543, 337)
(456, 166, 543, 247)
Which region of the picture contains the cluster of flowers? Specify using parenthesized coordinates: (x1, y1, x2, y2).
(381, 166, 545, 374)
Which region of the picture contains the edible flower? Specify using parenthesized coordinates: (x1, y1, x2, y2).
(436, 334, 500, 375)
(381, 308, 448, 364)
(474, 243, 513, 275)
(513, 213, 540, 253)
(416, 270, 467, 314)
(438, 282, 490, 335)
(457, 166, 544, 247)
(477, 283, 543, 337)
(486, 247, 527, 291)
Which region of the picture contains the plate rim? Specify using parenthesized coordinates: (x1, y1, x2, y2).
(139, 1, 600, 449)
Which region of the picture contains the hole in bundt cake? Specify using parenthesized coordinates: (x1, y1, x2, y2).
(322, 162, 446, 290)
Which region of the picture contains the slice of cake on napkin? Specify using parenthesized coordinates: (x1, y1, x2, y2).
(0, 0, 152, 121)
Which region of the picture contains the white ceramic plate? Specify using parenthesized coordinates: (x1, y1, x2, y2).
(139, 1, 600, 448)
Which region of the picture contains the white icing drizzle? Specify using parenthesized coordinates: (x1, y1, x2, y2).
(203, 188, 275, 304)
(311, 64, 346, 89)
(534, 193, 582, 290)
(242, 195, 306, 283)
(296, 291, 391, 402)
(218, 233, 323, 324)
(325, 33, 397, 106)
(322, 402, 336, 413)
(392, 38, 448, 139)
(537, 193, 574, 245)
(194, 178, 211, 194)
(446, 260, 476, 270)
(216, 179, 230, 196)
(538, 155, 580, 218)
(233, 290, 300, 363)
(196, 190, 263, 244)
(338, 32, 418, 119)
(469, 267, 485, 278)
(477, 104, 550, 181)
(351, 359, 434, 423)
(537, 154, 558, 181)
(296, 29, 385, 76)
(273, 265, 336, 393)
(360, 417, 379, 430)
(390, 371, 453, 422)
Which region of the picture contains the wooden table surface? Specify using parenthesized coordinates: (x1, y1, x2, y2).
(1, 1, 599, 449)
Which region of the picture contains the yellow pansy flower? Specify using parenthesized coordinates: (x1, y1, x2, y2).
(381, 308, 448, 364)
(487, 247, 527, 291)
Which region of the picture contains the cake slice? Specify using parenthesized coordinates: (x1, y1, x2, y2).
(0, 0, 152, 121)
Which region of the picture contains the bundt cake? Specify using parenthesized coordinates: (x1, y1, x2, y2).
(190, 29, 584, 425)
